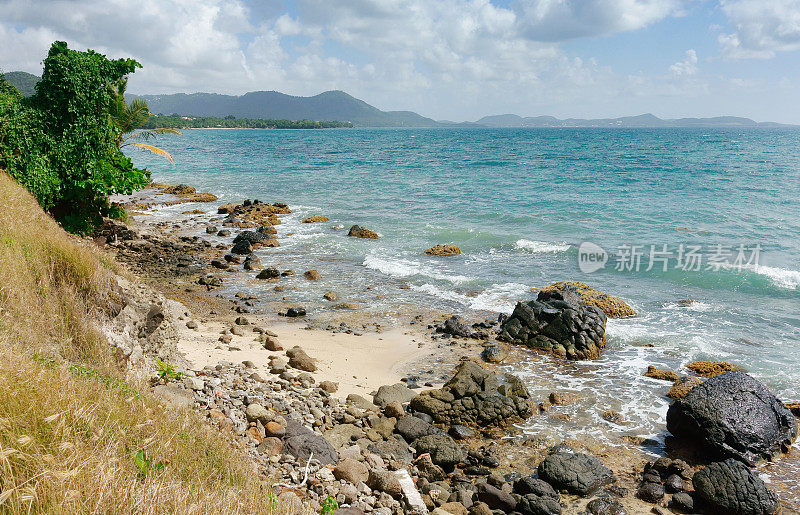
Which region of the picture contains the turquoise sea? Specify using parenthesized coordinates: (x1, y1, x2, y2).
(129, 127, 800, 456)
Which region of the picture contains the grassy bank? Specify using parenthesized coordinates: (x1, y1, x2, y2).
(0, 172, 273, 513)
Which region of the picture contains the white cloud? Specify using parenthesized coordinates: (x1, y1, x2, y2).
(2, 0, 798, 122)
(719, 0, 800, 59)
(669, 49, 698, 75)
(514, 0, 681, 41)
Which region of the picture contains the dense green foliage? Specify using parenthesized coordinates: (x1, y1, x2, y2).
(0, 42, 149, 233)
(139, 114, 352, 129)
(2, 71, 40, 97)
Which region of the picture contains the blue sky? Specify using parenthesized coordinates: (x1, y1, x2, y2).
(1, 0, 800, 123)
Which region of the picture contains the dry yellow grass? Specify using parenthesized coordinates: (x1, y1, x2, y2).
(0, 172, 276, 514)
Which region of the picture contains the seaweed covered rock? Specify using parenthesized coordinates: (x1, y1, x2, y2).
(666, 371, 797, 466)
(692, 459, 779, 515)
(686, 360, 742, 377)
(424, 244, 462, 256)
(302, 215, 328, 223)
(537, 445, 613, 496)
(499, 288, 607, 360)
(537, 282, 636, 318)
(347, 225, 379, 239)
(667, 375, 704, 399)
(409, 361, 532, 427)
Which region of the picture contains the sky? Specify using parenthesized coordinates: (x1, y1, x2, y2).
(1, 0, 800, 123)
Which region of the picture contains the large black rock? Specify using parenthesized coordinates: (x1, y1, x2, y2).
(409, 361, 533, 427)
(692, 459, 779, 515)
(499, 289, 607, 359)
(537, 445, 613, 496)
(666, 371, 797, 466)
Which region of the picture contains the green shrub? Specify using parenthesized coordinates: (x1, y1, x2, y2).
(0, 42, 150, 233)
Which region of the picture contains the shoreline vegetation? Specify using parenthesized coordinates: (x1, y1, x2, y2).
(138, 114, 353, 130)
(1, 41, 799, 515)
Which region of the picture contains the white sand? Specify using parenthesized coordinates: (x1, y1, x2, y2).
(176, 317, 438, 398)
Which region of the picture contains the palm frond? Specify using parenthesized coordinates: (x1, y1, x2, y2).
(148, 128, 182, 136)
(129, 142, 174, 164)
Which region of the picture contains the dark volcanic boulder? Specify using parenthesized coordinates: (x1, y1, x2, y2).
(409, 361, 532, 427)
(413, 434, 464, 469)
(499, 289, 607, 359)
(692, 459, 778, 515)
(395, 415, 439, 441)
(282, 420, 338, 465)
(475, 482, 517, 512)
(537, 445, 613, 496)
(516, 493, 562, 515)
(233, 230, 271, 245)
(666, 371, 797, 466)
(230, 239, 252, 255)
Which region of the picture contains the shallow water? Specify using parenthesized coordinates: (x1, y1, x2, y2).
(130, 127, 800, 494)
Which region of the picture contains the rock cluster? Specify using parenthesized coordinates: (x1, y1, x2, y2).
(634, 457, 694, 507)
(666, 371, 797, 466)
(499, 289, 607, 360)
(217, 199, 291, 228)
(409, 361, 533, 427)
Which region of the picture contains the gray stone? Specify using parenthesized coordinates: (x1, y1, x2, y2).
(334, 458, 369, 484)
(282, 420, 338, 465)
(368, 438, 413, 462)
(396, 416, 439, 441)
(245, 403, 272, 425)
(517, 493, 562, 515)
(373, 383, 417, 407)
(537, 446, 613, 496)
(585, 498, 625, 515)
(413, 434, 464, 470)
(475, 482, 516, 512)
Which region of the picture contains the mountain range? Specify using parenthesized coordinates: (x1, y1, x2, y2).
(2, 70, 793, 128)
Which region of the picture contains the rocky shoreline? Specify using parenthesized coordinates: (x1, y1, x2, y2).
(100, 183, 799, 515)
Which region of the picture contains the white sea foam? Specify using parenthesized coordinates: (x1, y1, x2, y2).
(515, 239, 570, 253)
(748, 264, 800, 290)
(409, 282, 529, 313)
(363, 253, 472, 284)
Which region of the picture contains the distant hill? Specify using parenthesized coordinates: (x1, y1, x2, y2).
(2, 71, 39, 96)
(1, 70, 793, 127)
(132, 90, 441, 128)
(475, 112, 793, 128)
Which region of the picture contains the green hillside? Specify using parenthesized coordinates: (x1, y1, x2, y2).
(1, 71, 40, 96)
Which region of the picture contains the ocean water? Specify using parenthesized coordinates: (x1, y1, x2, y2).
(129, 127, 800, 453)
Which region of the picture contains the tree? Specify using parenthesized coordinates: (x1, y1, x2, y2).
(0, 41, 150, 233)
(107, 78, 181, 163)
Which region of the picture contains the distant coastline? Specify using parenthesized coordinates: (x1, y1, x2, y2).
(4, 70, 797, 129)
